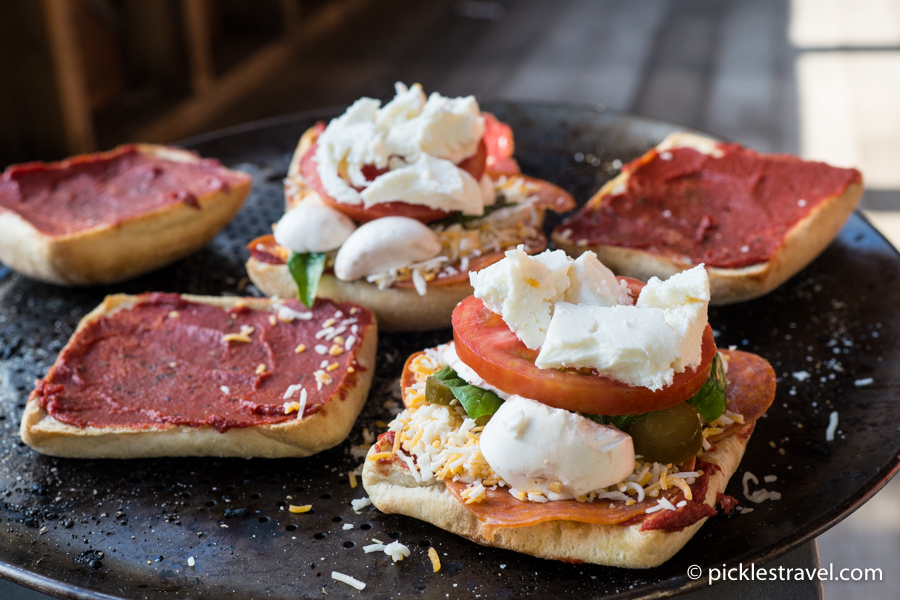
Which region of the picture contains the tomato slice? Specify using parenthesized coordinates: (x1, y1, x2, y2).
(482, 112, 520, 176)
(451, 288, 716, 415)
(301, 138, 487, 224)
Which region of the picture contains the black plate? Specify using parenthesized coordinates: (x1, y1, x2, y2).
(0, 103, 898, 600)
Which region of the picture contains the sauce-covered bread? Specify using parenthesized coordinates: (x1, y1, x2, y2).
(553, 132, 863, 304)
(246, 83, 573, 331)
(362, 249, 775, 568)
(0, 145, 251, 286)
(20, 293, 377, 458)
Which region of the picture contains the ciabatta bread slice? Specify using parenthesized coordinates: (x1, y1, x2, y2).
(553, 132, 863, 305)
(0, 145, 251, 286)
(20, 293, 377, 458)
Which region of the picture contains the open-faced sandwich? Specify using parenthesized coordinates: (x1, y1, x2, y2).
(0, 145, 251, 285)
(246, 83, 574, 331)
(21, 293, 376, 458)
(553, 132, 863, 304)
(362, 247, 775, 568)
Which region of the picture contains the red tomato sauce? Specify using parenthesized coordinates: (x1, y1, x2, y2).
(560, 144, 862, 268)
(0, 146, 249, 236)
(33, 293, 373, 432)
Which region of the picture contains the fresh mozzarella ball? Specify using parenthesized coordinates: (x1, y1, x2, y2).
(333, 216, 442, 281)
(480, 395, 635, 500)
(273, 199, 356, 253)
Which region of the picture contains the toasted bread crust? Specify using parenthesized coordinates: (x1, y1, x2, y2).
(19, 294, 377, 458)
(246, 257, 472, 331)
(0, 145, 251, 286)
(553, 132, 864, 305)
(363, 425, 748, 568)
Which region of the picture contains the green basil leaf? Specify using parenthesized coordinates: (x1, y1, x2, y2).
(687, 353, 728, 422)
(432, 366, 468, 388)
(430, 366, 504, 423)
(287, 252, 326, 308)
(585, 355, 727, 428)
(585, 413, 647, 430)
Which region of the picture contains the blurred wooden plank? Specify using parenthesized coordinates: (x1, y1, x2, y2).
(131, 0, 374, 143)
(181, 0, 215, 94)
(629, 0, 725, 128)
(123, 0, 189, 90)
(281, 0, 302, 34)
(40, 0, 96, 153)
(496, 0, 669, 109)
(705, 0, 797, 153)
(0, 0, 67, 164)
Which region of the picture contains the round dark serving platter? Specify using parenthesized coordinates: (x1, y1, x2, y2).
(0, 103, 898, 600)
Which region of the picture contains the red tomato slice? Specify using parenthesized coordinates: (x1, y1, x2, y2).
(483, 113, 520, 176)
(301, 138, 487, 224)
(451, 287, 716, 416)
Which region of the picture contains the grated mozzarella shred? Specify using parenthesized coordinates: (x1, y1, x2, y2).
(826, 411, 839, 442)
(331, 571, 366, 590)
(388, 342, 713, 508)
(351, 497, 372, 513)
(742, 470, 782, 504)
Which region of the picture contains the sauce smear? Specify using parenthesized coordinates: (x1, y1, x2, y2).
(0, 146, 249, 236)
(559, 144, 861, 268)
(34, 293, 373, 432)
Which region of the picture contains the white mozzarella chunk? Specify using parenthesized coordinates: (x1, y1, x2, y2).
(360, 154, 484, 215)
(534, 303, 681, 390)
(479, 396, 635, 500)
(273, 199, 357, 253)
(562, 251, 632, 307)
(442, 344, 510, 400)
(416, 93, 485, 164)
(636, 265, 710, 371)
(333, 217, 441, 281)
(531, 249, 573, 298)
(469, 247, 565, 350)
(313, 82, 485, 213)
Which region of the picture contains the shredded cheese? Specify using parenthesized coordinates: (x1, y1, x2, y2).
(385, 342, 710, 509)
(826, 411, 839, 441)
(331, 572, 365, 590)
(428, 547, 441, 572)
(351, 497, 372, 513)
